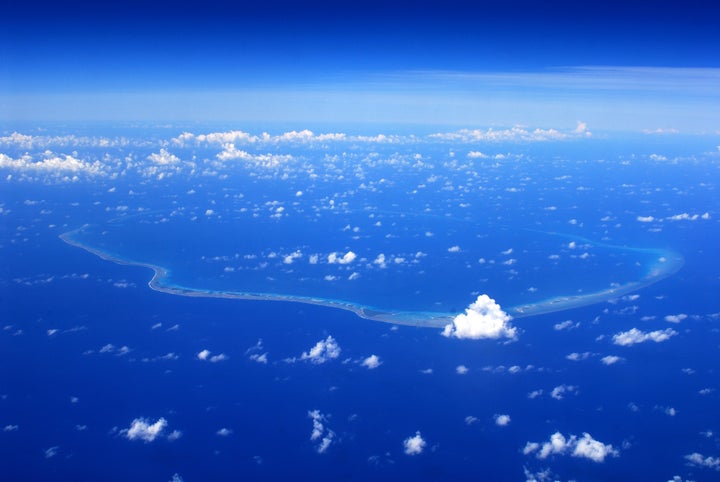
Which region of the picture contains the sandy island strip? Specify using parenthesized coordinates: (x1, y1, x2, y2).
(60, 225, 683, 327)
(60, 226, 454, 328)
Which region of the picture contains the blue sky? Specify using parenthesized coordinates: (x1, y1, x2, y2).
(2, 0, 719, 130)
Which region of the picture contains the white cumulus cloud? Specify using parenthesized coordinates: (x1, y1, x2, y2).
(301, 336, 341, 364)
(685, 452, 720, 470)
(361, 354, 382, 369)
(403, 431, 426, 455)
(122, 417, 168, 442)
(664, 313, 687, 323)
(524, 431, 618, 462)
(328, 251, 357, 264)
(308, 410, 335, 454)
(495, 414, 511, 426)
(442, 295, 516, 340)
(612, 328, 678, 346)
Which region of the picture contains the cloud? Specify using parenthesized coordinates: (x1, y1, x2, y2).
(216, 428, 233, 436)
(215, 145, 294, 167)
(636, 215, 655, 223)
(612, 328, 678, 346)
(601, 355, 623, 365)
(685, 452, 720, 470)
(403, 431, 426, 455)
(566, 352, 592, 361)
(554, 320, 579, 331)
(249, 353, 268, 364)
(197, 349, 227, 362)
(44, 446, 59, 458)
(442, 295, 516, 340)
(301, 336, 341, 364)
(122, 417, 168, 442)
(327, 251, 357, 264)
(308, 410, 335, 454)
(0, 152, 105, 177)
(494, 414, 511, 426)
(147, 149, 179, 165)
(361, 354, 382, 369)
(456, 365, 469, 375)
(666, 212, 710, 221)
(550, 384, 578, 400)
(429, 122, 591, 143)
(664, 314, 687, 323)
(197, 349, 210, 360)
(524, 432, 618, 463)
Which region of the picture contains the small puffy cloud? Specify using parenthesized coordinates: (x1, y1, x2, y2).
(666, 212, 710, 221)
(636, 216, 655, 223)
(566, 352, 592, 361)
(664, 314, 688, 323)
(147, 149, 180, 165)
(554, 320, 579, 331)
(197, 349, 227, 362)
(216, 145, 294, 167)
(283, 250, 302, 264)
(456, 365, 469, 375)
(301, 336, 341, 364)
(465, 416, 479, 425)
(403, 431, 426, 455)
(550, 384, 578, 400)
(685, 452, 720, 470)
(308, 410, 335, 454)
(249, 353, 268, 364)
(361, 354, 382, 369)
(328, 251, 356, 264)
(601, 355, 623, 365)
(216, 428, 233, 436)
(612, 328, 678, 346)
(442, 295, 516, 340)
(524, 432, 618, 463)
(44, 446, 59, 458)
(197, 349, 210, 360)
(373, 254, 387, 268)
(447, 245, 461, 253)
(494, 414, 511, 426)
(122, 417, 168, 442)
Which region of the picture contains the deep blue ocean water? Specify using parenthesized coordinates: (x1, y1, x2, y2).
(1, 124, 719, 481)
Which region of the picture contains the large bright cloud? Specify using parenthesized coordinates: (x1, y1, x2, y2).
(0, 152, 105, 177)
(442, 295, 516, 340)
(301, 336, 341, 364)
(523, 431, 618, 462)
(612, 328, 677, 346)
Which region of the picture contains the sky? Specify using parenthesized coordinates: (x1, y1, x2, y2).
(2, 0, 720, 129)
